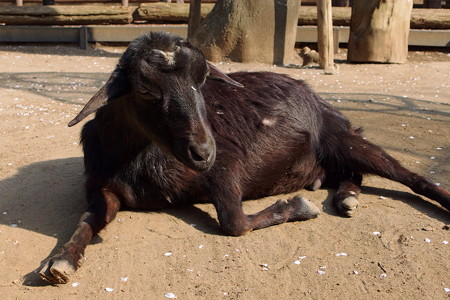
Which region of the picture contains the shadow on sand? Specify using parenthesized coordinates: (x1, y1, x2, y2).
(1, 156, 448, 285)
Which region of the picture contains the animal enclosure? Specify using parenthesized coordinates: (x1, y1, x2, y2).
(0, 37, 449, 298)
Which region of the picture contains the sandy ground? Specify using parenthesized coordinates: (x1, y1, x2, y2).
(0, 43, 449, 300)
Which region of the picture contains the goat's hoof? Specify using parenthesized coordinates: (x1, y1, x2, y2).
(337, 196, 359, 217)
(39, 258, 76, 285)
(290, 196, 321, 221)
(306, 178, 322, 191)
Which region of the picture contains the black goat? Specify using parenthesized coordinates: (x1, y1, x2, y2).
(39, 32, 450, 284)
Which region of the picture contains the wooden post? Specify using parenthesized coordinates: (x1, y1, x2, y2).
(16, 0, 23, 6)
(347, 0, 413, 63)
(273, 0, 300, 65)
(188, 0, 202, 40)
(317, 0, 335, 74)
(122, 0, 129, 7)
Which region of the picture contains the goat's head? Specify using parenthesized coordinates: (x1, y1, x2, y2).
(68, 32, 243, 172)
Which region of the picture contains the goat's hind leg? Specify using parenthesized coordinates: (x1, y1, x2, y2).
(214, 187, 320, 236)
(248, 196, 321, 231)
(39, 187, 120, 284)
(344, 136, 450, 213)
(332, 177, 362, 217)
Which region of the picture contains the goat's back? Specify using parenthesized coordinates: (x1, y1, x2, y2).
(203, 72, 333, 199)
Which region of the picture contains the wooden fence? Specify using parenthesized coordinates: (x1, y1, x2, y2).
(0, 0, 449, 8)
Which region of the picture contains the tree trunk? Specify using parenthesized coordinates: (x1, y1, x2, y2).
(189, 0, 300, 64)
(347, 0, 413, 63)
(188, 0, 202, 39)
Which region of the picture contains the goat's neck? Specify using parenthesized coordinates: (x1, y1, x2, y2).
(98, 101, 155, 159)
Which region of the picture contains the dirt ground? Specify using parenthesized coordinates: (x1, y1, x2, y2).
(0, 43, 449, 300)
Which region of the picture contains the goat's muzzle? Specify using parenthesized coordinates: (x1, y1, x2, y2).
(175, 136, 216, 172)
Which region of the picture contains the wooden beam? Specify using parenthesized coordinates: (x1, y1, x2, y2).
(0, 6, 133, 25)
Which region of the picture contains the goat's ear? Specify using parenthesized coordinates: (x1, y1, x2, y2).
(68, 68, 129, 127)
(207, 62, 244, 88)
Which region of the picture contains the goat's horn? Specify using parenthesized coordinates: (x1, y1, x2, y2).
(68, 88, 107, 127)
(68, 68, 128, 127)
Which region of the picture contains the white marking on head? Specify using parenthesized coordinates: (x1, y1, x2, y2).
(262, 118, 277, 126)
(163, 51, 176, 66)
(153, 49, 176, 66)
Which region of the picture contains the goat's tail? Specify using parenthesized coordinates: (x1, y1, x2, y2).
(337, 134, 450, 212)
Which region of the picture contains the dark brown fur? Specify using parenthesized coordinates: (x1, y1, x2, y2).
(38, 32, 450, 285)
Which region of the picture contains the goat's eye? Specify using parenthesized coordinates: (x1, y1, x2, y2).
(136, 88, 161, 100)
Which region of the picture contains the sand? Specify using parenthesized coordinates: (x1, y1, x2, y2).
(0, 44, 449, 299)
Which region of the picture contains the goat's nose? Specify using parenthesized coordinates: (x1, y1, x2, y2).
(189, 140, 215, 164)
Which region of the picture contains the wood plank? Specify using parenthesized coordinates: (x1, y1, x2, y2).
(134, 2, 213, 23)
(0, 25, 448, 48)
(0, 5, 133, 25)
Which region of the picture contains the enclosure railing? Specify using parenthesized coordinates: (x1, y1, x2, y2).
(2, 0, 449, 8)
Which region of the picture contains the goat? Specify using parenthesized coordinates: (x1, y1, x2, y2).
(39, 31, 450, 284)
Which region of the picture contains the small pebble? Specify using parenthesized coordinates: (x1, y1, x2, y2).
(164, 252, 173, 256)
(380, 273, 387, 279)
(317, 270, 326, 275)
(293, 260, 301, 265)
(442, 241, 449, 245)
(444, 288, 450, 293)
(373, 231, 381, 235)
(424, 238, 431, 243)
(352, 270, 359, 275)
(71, 282, 79, 287)
(335, 253, 348, 257)
(421, 226, 435, 231)
(120, 277, 128, 282)
(165, 293, 177, 299)
(105, 288, 114, 292)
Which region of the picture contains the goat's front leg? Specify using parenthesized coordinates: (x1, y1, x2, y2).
(39, 187, 120, 284)
(212, 180, 320, 236)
